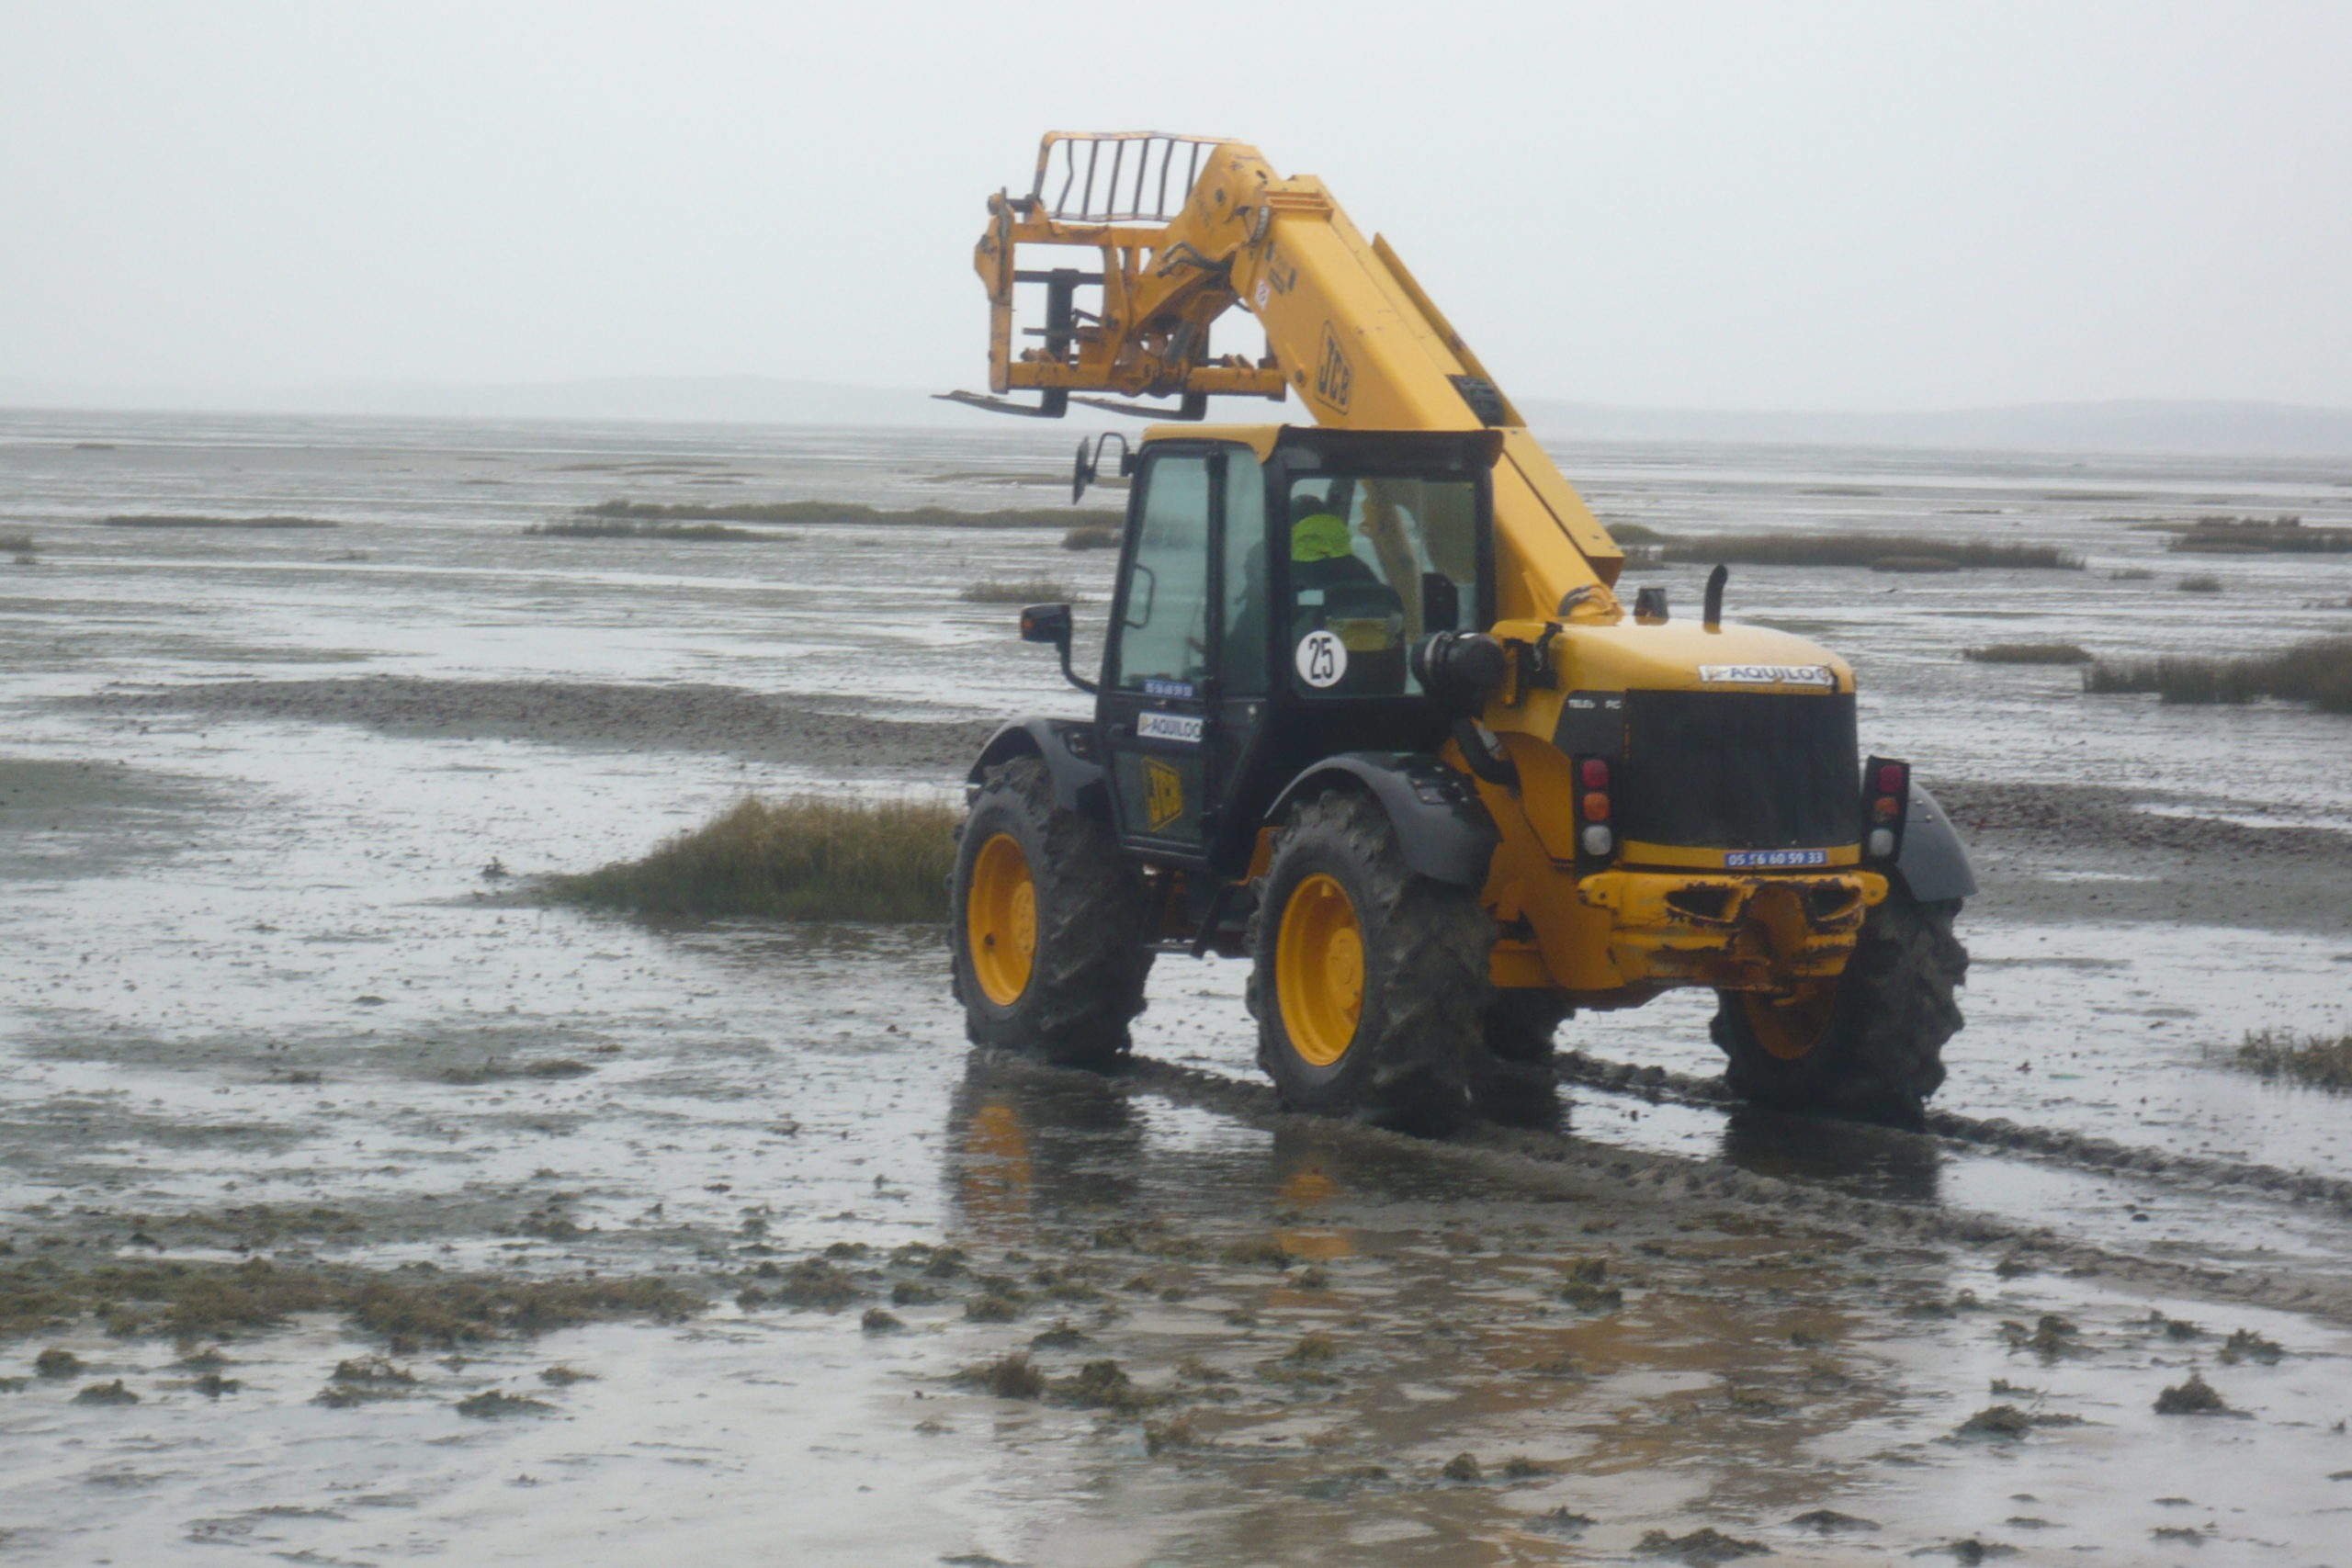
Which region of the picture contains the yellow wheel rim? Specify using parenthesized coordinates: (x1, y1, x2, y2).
(1276, 873, 1364, 1068)
(1743, 980, 1838, 1061)
(967, 832, 1036, 1007)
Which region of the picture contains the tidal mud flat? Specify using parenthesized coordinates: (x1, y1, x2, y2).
(4, 412, 2352, 1563)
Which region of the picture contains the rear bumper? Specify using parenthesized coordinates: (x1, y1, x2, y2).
(1576, 868, 1887, 990)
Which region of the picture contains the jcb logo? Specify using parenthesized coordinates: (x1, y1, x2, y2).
(1145, 758, 1185, 831)
(1314, 323, 1352, 412)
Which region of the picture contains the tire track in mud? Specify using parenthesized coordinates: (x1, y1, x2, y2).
(1550, 1048, 2352, 1212)
(1052, 1053, 2352, 1325)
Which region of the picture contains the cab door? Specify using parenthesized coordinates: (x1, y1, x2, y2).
(1101, 446, 1220, 856)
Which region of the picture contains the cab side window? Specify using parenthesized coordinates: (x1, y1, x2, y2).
(1216, 454, 1270, 695)
(1111, 454, 1213, 691)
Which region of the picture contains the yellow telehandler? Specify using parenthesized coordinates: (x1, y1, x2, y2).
(945, 134, 1971, 1128)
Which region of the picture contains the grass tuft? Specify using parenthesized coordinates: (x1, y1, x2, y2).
(1661, 533, 2079, 570)
(0, 1258, 703, 1347)
(523, 519, 786, 541)
(1963, 643, 2093, 665)
(2154, 1371, 2229, 1415)
(961, 578, 1074, 604)
(2177, 573, 2225, 593)
(2230, 1029, 2352, 1090)
(100, 515, 338, 530)
(0, 533, 33, 554)
(548, 795, 957, 922)
(579, 499, 1121, 531)
(2083, 637, 2352, 712)
(2165, 514, 2352, 554)
(1061, 524, 1121, 550)
(956, 1350, 1046, 1401)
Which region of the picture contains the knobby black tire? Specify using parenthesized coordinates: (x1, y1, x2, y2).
(949, 756, 1154, 1068)
(1246, 790, 1495, 1132)
(1470, 987, 1574, 1124)
(1710, 883, 1967, 1128)
(1483, 987, 1573, 1066)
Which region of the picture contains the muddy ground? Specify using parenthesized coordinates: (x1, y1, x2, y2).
(4, 412, 2351, 1564)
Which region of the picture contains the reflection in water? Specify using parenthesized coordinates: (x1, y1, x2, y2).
(1271, 1131, 1356, 1261)
(945, 1055, 1142, 1238)
(1718, 1107, 1943, 1204)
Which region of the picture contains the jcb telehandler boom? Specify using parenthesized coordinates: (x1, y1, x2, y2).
(947, 133, 1972, 1127)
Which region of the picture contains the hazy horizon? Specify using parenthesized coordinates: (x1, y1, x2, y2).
(6, 4, 2350, 415)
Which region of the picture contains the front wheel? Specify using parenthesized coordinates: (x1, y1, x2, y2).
(1709, 882, 1966, 1128)
(1246, 791, 1494, 1131)
(950, 756, 1153, 1067)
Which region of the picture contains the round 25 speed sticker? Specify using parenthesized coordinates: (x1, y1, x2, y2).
(1295, 629, 1347, 689)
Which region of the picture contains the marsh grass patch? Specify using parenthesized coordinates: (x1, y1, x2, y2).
(2164, 514, 2352, 554)
(578, 499, 1120, 531)
(2230, 1029, 2352, 1089)
(2154, 1371, 2231, 1415)
(961, 578, 1075, 604)
(955, 1350, 1046, 1401)
(0, 1258, 703, 1348)
(1634, 1526, 1770, 1562)
(457, 1388, 552, 1417)
(2084, 637, 2352, 712)
(548, 795, 957, 922)
(1061, 524, 1121, 550)
(523, 519, 789, 542)
(1964, 643, 2093, 665)
(1660, 534, 2079, 570)
(100, 515, 338, 530)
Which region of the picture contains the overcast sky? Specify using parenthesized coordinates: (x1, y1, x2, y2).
(5, 2, 2349, 412)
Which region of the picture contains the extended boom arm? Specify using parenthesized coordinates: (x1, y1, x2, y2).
(949, 132, 1624, 614)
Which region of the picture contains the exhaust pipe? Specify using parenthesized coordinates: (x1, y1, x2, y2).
(1703, 564, 1728, 629)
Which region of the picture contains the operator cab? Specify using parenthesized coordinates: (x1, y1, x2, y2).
(1080, 425, 1498, 875)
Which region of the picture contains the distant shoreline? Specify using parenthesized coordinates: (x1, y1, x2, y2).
(5, 387, 2352, 461)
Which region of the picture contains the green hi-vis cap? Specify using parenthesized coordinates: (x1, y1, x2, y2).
(1290, 512, 1351, 562)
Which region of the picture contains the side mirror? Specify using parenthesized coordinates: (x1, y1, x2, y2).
(1071, 433, 1132, 503)
(1019, 602, 1072, 647)
(1019, 603, 1097, 695)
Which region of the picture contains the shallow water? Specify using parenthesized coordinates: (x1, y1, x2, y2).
(4, 412, 2351, 1563)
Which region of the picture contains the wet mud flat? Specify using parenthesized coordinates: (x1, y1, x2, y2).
(77, 676, 998, 777)
(1937, 778, 2352, 936)
(5, 412, 2352, 1562)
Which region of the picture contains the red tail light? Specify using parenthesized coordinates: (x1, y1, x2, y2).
(1579, 758, 1611, 790)
(1876, 762, 1906, 795)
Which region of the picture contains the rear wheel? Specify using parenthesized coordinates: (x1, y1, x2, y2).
(950, 756, 1154, 1067)
(1483, 988, 1572, 1065)
(1709, 883, 1966, 1128)
(1247, 791, 1494, 1130)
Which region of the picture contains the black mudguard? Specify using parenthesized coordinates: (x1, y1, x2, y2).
(967, 718, 1110, 819)
(1264, 751, 1498, 887)
(1897, 781, 1976, 903)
